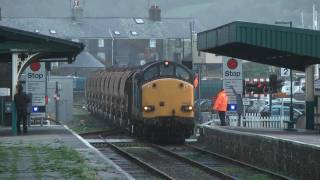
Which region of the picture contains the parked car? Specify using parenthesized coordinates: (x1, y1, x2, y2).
(272, 98, 305, 114)
(259, 105, 303, 121)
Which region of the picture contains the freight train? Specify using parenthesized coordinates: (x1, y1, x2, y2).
(86, 61, 195, 142)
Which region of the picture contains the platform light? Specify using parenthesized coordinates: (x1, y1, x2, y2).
(32, 106, 39, 112)
(143, 105, 155, 112)
(181, 105, 193, 112)
(228, 104, 237, 111)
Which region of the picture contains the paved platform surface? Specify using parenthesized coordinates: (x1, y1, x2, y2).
(201, 125, 320, 179)
(0, 125, 132, 180)
(205, 125, 320, 148)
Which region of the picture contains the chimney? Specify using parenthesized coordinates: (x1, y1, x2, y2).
(149, 4, 161, 21)
(72, 0, 83, 21)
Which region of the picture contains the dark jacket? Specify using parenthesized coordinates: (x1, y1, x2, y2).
(231, 87, 244, 114)
(14, 92, 30, 111)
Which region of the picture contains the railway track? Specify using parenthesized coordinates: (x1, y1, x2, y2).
(92, 139, 291, 180)
(93, 142, 161, 179)
(93, 141, 234, 180)
(159, 144, 290, 180)
(79, 128, 125, 139)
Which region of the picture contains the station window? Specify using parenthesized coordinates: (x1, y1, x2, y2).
(97, 52, 106, 61)
(134, 18, 144, 24)
(131, 31, 138, 36)
(175, 39, 182, 47)
(98, 39, 104, 47)
(150, 39, 156, 48)
(160, 64, 174, 76)
(176, 66, 190, 81)
(144, 66, 159, 81)
(49, 29, 57, 34)
(113, 30, 121, 35)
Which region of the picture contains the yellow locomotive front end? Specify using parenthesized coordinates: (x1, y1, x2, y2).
(137, 61, 195, 141)
(142, 78, 194, 118)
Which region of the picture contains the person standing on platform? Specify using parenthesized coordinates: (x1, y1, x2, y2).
(231, 86, 243, 126)
(213, 88, 228, 126)
(14, 83, 30, 133)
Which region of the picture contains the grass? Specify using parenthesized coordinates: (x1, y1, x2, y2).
(41, 145, 98, 179)
(10, 148, 19, 180)
(0, 143, 100, 180)
(68, 106, 111, 134)
(30, 146, 44, 180)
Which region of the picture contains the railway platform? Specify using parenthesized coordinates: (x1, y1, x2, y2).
(0, 125, 132, 180)
(198, 125, 320, 180)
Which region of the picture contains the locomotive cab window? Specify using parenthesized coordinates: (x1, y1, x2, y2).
(144, 66, 159, 81)
(160, 64, 174, 76)
(176, 66, 191, 81)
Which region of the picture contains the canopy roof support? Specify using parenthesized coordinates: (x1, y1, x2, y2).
(197, 21, 320, 71)
(0, 25, 84, 135)
(198, 21, 320, 130)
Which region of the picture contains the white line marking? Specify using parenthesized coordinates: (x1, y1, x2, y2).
(204, 125, 320, 149)
(63, 125, 134, 180)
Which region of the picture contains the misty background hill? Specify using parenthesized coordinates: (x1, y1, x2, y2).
(155, 0, 320, 30)
(1, 0, 320, 31)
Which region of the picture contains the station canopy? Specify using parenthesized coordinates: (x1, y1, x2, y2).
(197, 21, 320, 71)
(0, 25, 84, 63)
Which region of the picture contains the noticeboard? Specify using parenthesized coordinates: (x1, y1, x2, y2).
(0, 88, 10, 97)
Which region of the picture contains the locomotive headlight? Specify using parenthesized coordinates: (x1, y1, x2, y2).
(181, 105, 193, 112)
(143, 105, 155, 112)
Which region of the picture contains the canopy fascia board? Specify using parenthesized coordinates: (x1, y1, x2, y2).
(197, 21, 320, 71)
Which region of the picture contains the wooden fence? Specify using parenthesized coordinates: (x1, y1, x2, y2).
(208, 113, 291, 129)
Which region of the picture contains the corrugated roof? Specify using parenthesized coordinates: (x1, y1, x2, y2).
(198, 21, 320, 71)
(0, 24, 84, 56)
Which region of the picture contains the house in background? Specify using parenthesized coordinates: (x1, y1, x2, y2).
(0, 0, 202, 71)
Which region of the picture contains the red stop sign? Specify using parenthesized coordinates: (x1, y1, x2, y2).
(30, 62, 41, 71)
(227, 58, 238, 70)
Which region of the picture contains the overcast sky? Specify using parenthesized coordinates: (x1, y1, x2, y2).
(1, 0, 320, 30)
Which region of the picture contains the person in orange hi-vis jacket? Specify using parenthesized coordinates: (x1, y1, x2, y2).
(213, 88, 228, 126)
(193, 73, 199, 88)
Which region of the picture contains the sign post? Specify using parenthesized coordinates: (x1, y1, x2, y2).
(26, 62, 46, 123)
(223, 57, 243, 115)
(281, 68, 290, 77)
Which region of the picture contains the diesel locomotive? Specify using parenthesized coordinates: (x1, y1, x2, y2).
(86, 61, 195, 141)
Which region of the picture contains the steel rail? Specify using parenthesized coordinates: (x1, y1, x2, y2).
(150, 143, 236, 180)
(79, 128, 123, 137)
(99, 137, 174, 180)
(187, 144, 292, 180)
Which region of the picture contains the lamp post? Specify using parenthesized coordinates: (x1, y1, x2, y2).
(275, 21, 294, 129)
